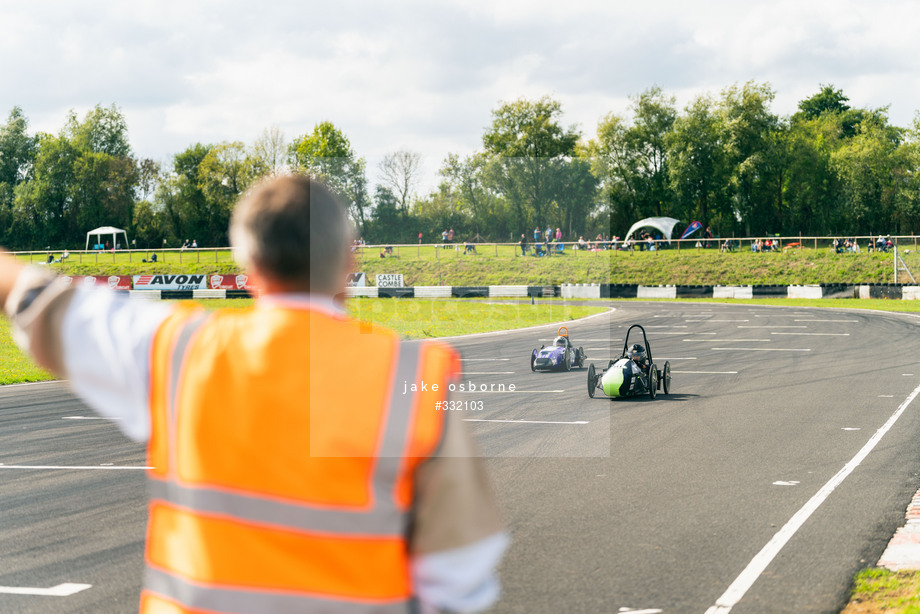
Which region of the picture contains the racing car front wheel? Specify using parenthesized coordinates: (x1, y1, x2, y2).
(587, 363, 596, 398)
(530, 351, 536, 372)
(648, 363, 658, 399)
(564, 349, 572, 371)
(662, 361, 671, 394)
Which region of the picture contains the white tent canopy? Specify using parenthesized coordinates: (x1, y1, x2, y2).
(625, 217, 681, 243)
(85, 226, 129, 251)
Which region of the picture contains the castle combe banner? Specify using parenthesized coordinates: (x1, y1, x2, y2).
(133, 274, 209, 291)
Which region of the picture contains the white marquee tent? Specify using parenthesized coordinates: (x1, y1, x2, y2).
(85, 226, 129, 251)
(624, 217, 681, 243)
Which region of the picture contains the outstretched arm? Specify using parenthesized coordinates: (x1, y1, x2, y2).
(0, 250, 25, 309)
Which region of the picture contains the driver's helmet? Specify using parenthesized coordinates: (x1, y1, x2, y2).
(629, 343, 646, 363)
(554, 336, 567, 348)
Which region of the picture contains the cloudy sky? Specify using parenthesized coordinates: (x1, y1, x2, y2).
(2, 0, 918, 192)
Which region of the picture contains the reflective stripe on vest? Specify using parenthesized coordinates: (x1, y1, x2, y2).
(143, 569, 415, 614)
(144, 310, 432, 613)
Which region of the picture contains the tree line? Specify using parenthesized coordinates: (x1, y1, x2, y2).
(1, 83, 919, 251)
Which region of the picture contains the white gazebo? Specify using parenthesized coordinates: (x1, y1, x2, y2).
(85, 226, 129, 251)
(624, 217, 681, 243)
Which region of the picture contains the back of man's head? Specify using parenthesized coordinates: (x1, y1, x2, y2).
(230, 174, 351, 294)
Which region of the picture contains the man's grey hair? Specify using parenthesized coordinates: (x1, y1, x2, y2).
(230, 174, 352, 293)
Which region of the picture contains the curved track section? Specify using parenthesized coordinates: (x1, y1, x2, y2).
(3, 302, 920, 613)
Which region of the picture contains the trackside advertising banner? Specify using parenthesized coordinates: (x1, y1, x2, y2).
(208, 274, 256, 291)
(133, 274, 208, 291)
(61, 275, 133, 290)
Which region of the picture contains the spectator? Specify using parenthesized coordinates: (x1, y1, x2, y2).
(646, 235, 656, 251)
(191, 239, 198, 249)
(0, 175, 508, 614)
(555, 227, 561, 242)
(533, 226, 541, 243)
(519, 233, 528, 256)
(447, 228, 454, 243)
(578, 236, 587, 250)
(545, 225, 552, 243)
(441, 229, 448, 244)
(464, 240, 476, 254)
(703, 226, 713, 248)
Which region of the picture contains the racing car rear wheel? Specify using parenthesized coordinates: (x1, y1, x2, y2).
(577, 347, 585, 368)
(564, 349, 572, 371)
(530, 352, 536, 372)
(587, 363, 596, 398)
(663, 361, 671, 394)
(648, 363, 658, 399)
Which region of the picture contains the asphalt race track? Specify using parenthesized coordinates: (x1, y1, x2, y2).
(3, 301, 920, 613)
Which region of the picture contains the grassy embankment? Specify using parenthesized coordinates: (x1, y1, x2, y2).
(25, 245, 920, 285)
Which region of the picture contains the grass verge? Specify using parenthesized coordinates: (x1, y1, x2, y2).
(0, 298, 607, 386)
(842, 568, 920, 614)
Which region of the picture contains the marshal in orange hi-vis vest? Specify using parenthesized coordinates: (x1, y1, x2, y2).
(142, 302, 459, 614)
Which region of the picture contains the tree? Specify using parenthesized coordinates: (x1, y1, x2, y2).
(65, 104, 132, 158)
(720, 81, 783, 235)
(0, 107, 38, 245)
(289, 122, 370, 233)
(252, 125, 287, 177)
(667, 94, 730, 232)
(198, 141, 262, 245)
(156, 143, 212, 245)
(481, 96, 582, 234)
(378, 148, 422, 212)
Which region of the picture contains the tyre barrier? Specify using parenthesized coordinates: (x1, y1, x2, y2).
(126, 284, 920, 301)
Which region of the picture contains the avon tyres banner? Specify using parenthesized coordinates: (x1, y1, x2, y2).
(208, 274, 256, 291)
(61, 275, 133, 290)
(133, 274, 208, 290)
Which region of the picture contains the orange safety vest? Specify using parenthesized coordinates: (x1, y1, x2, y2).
(141, 301, 459, 614)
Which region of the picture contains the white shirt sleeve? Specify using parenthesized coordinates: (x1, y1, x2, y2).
(60, 287, 172, 442)
(413, 532, 510, 613)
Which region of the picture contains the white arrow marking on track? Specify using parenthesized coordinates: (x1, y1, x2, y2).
(0, 583, 91, 596)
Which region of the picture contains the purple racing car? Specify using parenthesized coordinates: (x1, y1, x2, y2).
(530, 327, 586, 372)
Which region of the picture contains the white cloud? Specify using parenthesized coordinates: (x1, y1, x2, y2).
(1, 0, 918, 195)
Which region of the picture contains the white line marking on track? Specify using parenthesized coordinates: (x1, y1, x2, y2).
(62, 416, 122, 420)
(655, 357, 697, 360)
(711, 348, 811, 352)
(905, 374, 916, 377)
(879, 395, 895, 398)
(0, 465, 151, 470)
(460, 372, 515, 375)
(618, 608, 663, 614)
(464, 419, 589, 424)
(842, 428, 861, 431)
(673, 370, 738, 374)
(685, 339, 769, 342)
(655, 331, 717, 335)
(705, 379, 920, 614)
(773, 481, 800, 486)
(738, 325, 807, 329)
(457, 389, 566, 393)
(686, 319, 750, 322)
(460, 358, 510, 361)
(794, 319, 859, 322)
(770, 332, 850, 336)
(0, 583, 92, 596)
